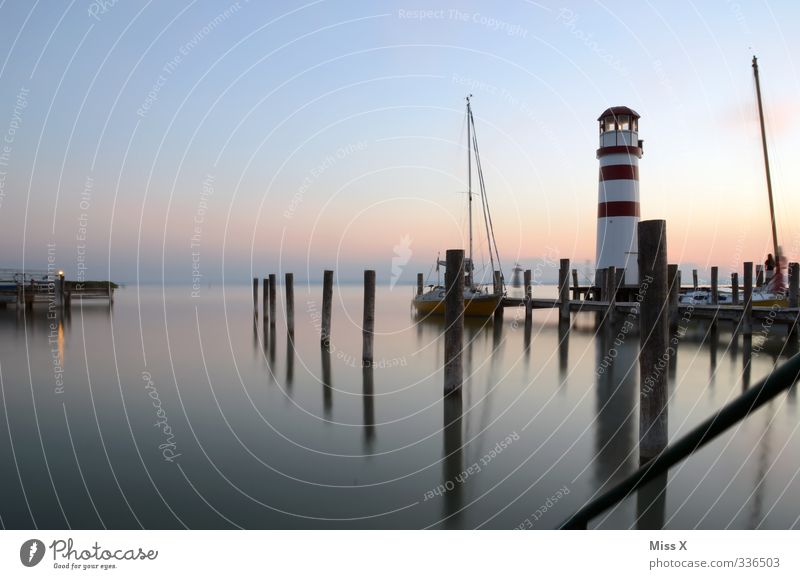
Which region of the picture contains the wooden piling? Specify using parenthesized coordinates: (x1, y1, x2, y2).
(711, 266, 719, 305)
(262, 277, 268, 323)
(789, 262, 799, 308)
(638, 220, 669, 461)
(523, 269, 532, 321)
(444, 250, 464, 395)
(756, 264, 764, 287)
(604, 266, 616, 324)
(667, 264, 679, 332)
(321, 270, 333, 348)
(362, 270, 375, 365)
(743, 262, 753, 336)
(285, 273, 294, 334)
(572, 269, 579, 300)
(558, 259, 570, 321)
(268, 274, 277, 327)
(731, 273, 739, 305)
(417, 273, 423, 296)
(252, 277, 258, 315)
(524, 269, 531, 298)
(692, 269, 698, 291)
(595, 268, 606, 302)
(493, 270, 501, 294)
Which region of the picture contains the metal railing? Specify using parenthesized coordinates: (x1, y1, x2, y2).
(560, 351, 800, 529)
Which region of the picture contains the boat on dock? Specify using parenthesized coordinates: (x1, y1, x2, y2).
(413, 96, 505, 317)
(750, 55, 788, 307)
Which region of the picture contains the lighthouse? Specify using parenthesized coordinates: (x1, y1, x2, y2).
(595, 106, 643, 285)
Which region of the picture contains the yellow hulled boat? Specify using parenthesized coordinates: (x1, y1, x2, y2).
(413, 285, 502, 317)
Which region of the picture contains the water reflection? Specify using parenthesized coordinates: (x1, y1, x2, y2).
(442, 394, 464, 528)
(558, 318, 569, 383)
(636, 472, 667, 530)
(742, 334, 752, 390)
(593, 320, 637, 491)
(362, 365, 375, 449)
(286, 332, 295, 388)
(321, 347, 333, 417)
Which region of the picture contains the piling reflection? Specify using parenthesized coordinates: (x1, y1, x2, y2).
(742, 334, 752, 390)
(593, 320, 637, 491)
(636, 471, 667, 530)
(321, 347, 333, 417)
(558, 317, 570, 383)
(286, 332, 295, 388)
(442, 394, 464, 527)
(362, 365, 375, 449)
(709, 323, 719, 383)
(523, 311, 532, 366)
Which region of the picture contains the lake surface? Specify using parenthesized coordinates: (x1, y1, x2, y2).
(0, 283, 798, 529)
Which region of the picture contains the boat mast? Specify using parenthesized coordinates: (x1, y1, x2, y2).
(752, 55, 780, 262)
(466, 94, 473, 287)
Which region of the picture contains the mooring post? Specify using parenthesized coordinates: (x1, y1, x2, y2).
(362, 270, 375, 365)
(711, 266, 719, 305)
(789, 262, 799, 307)
(605, 266, 617, 323)
(595, 269, 605, 302)
(756, 264, 764, 287)
(252, 277, 258, 316)
(692, 269, 698, 291)
(524, 269, 531, 298)
(321, 270, 334, 348)
(668, 264, 679, 332)
(416, 273, 423, 296)
(262, 277, 268, 324)
(638, 220, 669, 461)
(558, 259, 570, 321)
(444, 249, 464, 395)
(493, 270, 501, 294)
(285, 273, 295, 334)
(523, 268, 532, 321)
(732, 273, 739, 305)
(743, 262, 753, 336)
(571, 269, 579, 300)
(56, 273, 65, 308)
(268, 274, 277, 327)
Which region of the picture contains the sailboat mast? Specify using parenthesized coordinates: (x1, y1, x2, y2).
(752, 55, 780, 261)
(466, 95, 473, 286)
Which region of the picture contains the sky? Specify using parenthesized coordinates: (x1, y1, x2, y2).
(0, 0, 799, 284)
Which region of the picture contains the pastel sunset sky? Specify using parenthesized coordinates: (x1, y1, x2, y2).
(0, 0, 798, 283)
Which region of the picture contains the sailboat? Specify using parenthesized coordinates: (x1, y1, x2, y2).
(751, 55, 788, 307)
(413, 96, 505, 317)
(679, 57, 788, 308)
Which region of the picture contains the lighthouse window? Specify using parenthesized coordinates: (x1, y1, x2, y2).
(632, 117, 638, 131)
(603, 117, 616, 132)
(617, 115, 630, 130)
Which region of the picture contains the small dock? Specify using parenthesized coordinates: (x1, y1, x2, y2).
(0, 269, 114, 309)
(500, 257, 800, 336)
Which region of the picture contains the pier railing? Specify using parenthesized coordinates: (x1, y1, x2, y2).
(560, 351, 800, 529)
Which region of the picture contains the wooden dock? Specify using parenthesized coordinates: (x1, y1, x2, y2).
(502, 296, 800, 324)
(0, 269, 114, 309)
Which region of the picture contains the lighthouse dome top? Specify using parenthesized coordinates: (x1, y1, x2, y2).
(598, 106, 640, 121)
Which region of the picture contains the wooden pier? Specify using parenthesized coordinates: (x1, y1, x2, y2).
(0, 269, 114, 309)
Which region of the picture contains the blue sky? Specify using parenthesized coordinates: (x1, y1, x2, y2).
(0, 0, 799, 283)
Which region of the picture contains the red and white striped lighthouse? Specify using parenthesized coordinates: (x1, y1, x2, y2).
(595, 106, 643, 285)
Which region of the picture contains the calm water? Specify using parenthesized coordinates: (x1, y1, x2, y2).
(0, 283, 798, 529)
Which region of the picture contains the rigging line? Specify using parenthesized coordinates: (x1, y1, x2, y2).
(469, 108, 505, 292)
(469, 111, 495, 281)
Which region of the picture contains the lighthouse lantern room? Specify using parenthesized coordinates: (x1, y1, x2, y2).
(595, 106, 643, 285)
